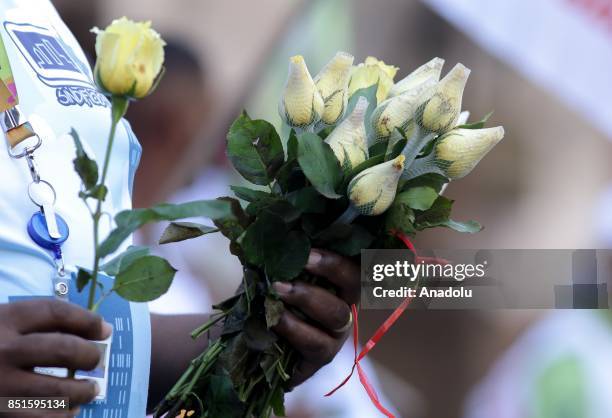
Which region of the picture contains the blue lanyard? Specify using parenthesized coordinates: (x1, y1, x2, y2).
(1, 33, 70, 299)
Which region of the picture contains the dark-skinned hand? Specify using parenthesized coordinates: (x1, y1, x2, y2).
(0, 299, 112, 417)
(271, 248, 359, 387)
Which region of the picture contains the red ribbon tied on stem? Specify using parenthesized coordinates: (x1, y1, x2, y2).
(325, 231, 449, 418)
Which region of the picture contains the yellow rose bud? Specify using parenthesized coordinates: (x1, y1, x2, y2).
(435, 126, 504, 179)
(278, 55, 325, 128)
(388, 57, 444, 98)
(371, 76, 437, 140)
(325, 96, 369, 171)
(418, 63, 470, 134)
(347, 155, 405, 216)
(314, 51, 354, 125)
(348, 56, 398, 105)
(92, 17, 165, 99)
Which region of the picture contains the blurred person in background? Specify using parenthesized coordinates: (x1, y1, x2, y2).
(129, 39, 399, 418)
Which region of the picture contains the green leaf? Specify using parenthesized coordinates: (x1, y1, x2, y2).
(83, 184, 108, 201)
(260, 353, 280, 385)
(226, 112, 284, 185)
(241, 212, 310, 280)
(247, 199, 301, 224)
(212, 292, 243, 312)
(444, 219, 482, 233)
(241, 212, 285, 267)
(385, 196, 416, 236)
(414, 195, 453, 230)
(297, 133, 342, 199)
(213, 197, 251, 242)
(401, 173, 448, 193)
(385, 128, 408, 160)
(70, 128, 99, 191)
(401, 186, 438, 210)
(100, 245, 150, 276)
(112, 255, 177, 302)
(244, 317, 277, 351)
(326, 225, 374, 256)
(265, 230, 311, 280)
(264, 297, 284, 328)
(275, 160, 303, 194)
(275, 129, 302, 193)
(286, 187, 326, 214)
(286, 129, 298, 161)
(270, 385, 286, 417)
(159, 221, 218, 244)
(205, 372, 245, 418)
(345, 84, 378, 146)
(456, 111, 493, 129)
(99, 199, 232, 258)
(230, 185, 272, 203)
(76, 268, 92, 292)
(369, 140, 388, 158)
(221, 297, 250, 336)
(218, 333, 249, 383)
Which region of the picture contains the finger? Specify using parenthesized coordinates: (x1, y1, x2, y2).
(272, 282, 351, 335)
(8, 300, 112, 340)
(304, 249, 360, 304)
(9, 333, 101, 371)
(272, 309, 339, 366)
(13, 370, 99, 407)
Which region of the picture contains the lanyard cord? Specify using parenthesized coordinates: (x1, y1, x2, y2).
(0, 32, 69, 296)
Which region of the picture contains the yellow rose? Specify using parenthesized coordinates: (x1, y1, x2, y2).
(418, 63, 470, 134)
(314, 51, 354, 125)
(279, 55, 325, 128)
(92, 17, 165, 99)
(347, 155, 405, 216)
(388, 57, 444, 98)
(371, 75, 437, 140)
(435, 126, 504, 179)
(348, 56, 398, 105)
(325, 96, 369, 171)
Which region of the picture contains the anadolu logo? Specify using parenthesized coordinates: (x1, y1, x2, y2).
(3, 21, 108, 108)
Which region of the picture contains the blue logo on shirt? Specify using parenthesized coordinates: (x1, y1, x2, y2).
(3, 21, 109, 108)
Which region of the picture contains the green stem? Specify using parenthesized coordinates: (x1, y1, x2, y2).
(87, 96, 129, 310)
(259, 348, 293, 418)
(402, 153, 448, 180)
(401, 125, 437, 170)
(190, 312, 228, 339)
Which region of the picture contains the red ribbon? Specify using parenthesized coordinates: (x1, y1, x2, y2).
(325, 231, 449, 417)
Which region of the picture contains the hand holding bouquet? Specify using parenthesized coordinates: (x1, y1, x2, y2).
(153, 52, 504, 417)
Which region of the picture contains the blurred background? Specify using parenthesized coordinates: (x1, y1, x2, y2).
(52, 0, 612, 417)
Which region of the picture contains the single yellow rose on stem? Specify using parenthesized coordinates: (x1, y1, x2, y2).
(388, 57, 444, 98)
(92, 17, 166, 99)
(435, 126, 505, 179)
(418, 63, 470, 134)
(314, 51, 354, 125)
(325, 96, 369, 171)
(348, 56, 398, 105)
(85, 17, 166, 312)
(371, 74, 438, 140)
(347, 155, 405, 216)
(279, 55, 325, 129)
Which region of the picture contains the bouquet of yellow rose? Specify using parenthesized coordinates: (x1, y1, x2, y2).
(152, 52, 504, 418)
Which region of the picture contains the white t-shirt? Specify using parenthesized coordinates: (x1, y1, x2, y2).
(0, 1, 149, 416)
